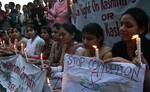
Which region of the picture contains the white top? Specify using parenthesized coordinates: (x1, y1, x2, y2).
(26, 36, 45, 57)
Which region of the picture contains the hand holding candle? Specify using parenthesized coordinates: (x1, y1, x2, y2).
(92, 45, 100, 60)
(132, 34, 142, 64)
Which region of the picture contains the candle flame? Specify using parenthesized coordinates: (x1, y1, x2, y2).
(14, 45, 16, 49)
(132, 34, 139, 40)
(70, 0, 73, 7)
(92, 45, 97, 49)
(40, 53, 43, 60)
(24, 48, 26, 51)
(21, 43, 23, 47)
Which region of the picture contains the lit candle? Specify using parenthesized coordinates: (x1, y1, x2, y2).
(24, 48, 28, 62)
(21, 43, 24, 54)
(40, 53, 44, 69)
(92, 45, 100, 60)
(70, 0, 73, 8)
(14, 39, 18, 45)
(2, 40, 6, 48)
(47, 2, 49, 10)
(0, 41, 2, 48)
(47, 77, 51, 86)
(14, 45, 17, 55)
(132, 34, 142, 64)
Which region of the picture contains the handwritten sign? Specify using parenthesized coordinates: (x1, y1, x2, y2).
(62, 54, 146, 92)
(71, 0, 150, 46)
(0, 55, 46, 92)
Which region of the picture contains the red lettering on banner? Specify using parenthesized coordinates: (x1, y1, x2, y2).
(80, 3, 91, 17)
(104, 21, 120, 37)
(92, 0, 100, 12)
(101, 0, 127, 10)
(101, 12, 114, 21)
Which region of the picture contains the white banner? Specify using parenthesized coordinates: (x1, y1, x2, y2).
(71, 0, 150, 46)
(0, 55, 46, 92)
(62, 54, 146, 92)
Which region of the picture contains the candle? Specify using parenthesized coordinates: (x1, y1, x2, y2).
(92, 45, 100, 60)
(21, 43, 24, 54)
(24, 48, 28, 62)
(47, 77, 51, 86)
(70, 0, 73, 11)
(14, 39, 18, 45)
(47, 2, 49, 10)
(40, 53, 44, 69)
(2, 40, 6, 48)
(14, 45, 17, 55)
(132, 35, 142, 64)
(0, 41, 2, 48)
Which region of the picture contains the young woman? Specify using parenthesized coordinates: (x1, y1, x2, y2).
(111, 8, 150, 65)
(109, 7, 150, 92)
(40, 26, 52, 59)
(25, 24, 45, 57)
(81, 23, 112, 60)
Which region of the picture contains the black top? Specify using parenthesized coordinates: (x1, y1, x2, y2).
(112, 37, 150, 66)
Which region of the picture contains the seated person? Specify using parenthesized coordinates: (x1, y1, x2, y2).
(81, 23, 112, 60)
(108, 8, 150, 92)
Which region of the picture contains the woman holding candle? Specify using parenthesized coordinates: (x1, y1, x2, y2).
(109, 8, 150, 92)
(12, 26, 28, 50)
(111, 8, 150, 66)
(26, 24, 45, 57)
(40, 26, 53, 59)
(81, 23, 112, 60)
(49, 23, 83, 90)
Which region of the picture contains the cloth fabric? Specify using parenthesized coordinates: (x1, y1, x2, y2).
(47, 0, 69, 27)
(26, 35, 45, 57)
(80, 45, 112, 60)
(112, 36, 150, 66)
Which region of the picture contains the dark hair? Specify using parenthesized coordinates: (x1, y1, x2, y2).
(27, 24, 37, 32)
(122, 7, 149, 37)
(16, 4, 21, 7)
(61, 23, 80, 41)
(61, 23, 76, 35)
(41, 26, 51, 35)
(52, 23, 61, 30)
(9, 2, 15, 8)
(82, 23, 104, 44)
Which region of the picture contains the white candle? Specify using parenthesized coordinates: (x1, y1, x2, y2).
(40, 53, 44, 69)
(0, 41, 2, 48)
(132, 35, 142, 64)
(2, 40, 6, 48)
(92, 45, 100, 60)
(21, 43, 24, 54)
(14, 39, 18, 45)
(70, 0, 73, 11)
(14, 45, 17, 55)
(24, 48, 28, 62)
(47, 2, 49, 10)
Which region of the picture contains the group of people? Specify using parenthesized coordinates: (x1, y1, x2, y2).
(0, 0, 150, 92)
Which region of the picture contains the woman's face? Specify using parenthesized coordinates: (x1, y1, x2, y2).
(5, 4, 10, 11)
(13, 28, 20, 38)
(8, 28, 13, 38)
(51, 27, 59, 41)
(82, 33, 99, 49)
(41, 29, 50, 40)
(119, 14, 140, 41)
(58, 28, 73, 45)
(27, 27, 36, 38)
